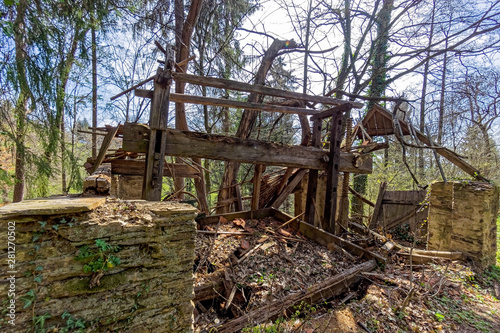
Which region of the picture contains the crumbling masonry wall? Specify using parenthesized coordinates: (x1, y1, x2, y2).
(428, 181, 499, 267)
(0, 197, 197, 332)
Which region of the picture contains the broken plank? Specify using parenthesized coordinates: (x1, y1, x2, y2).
(90, 125, 120, 174)
(217, 260, 377, 333)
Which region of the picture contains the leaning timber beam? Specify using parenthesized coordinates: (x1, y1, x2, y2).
(170, 72, 364, 108)
(122, 123, 372, 174)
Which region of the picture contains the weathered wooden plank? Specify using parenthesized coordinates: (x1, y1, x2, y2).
(309, 104, 348, 121)
(143, 64, 172, 201)
(195, 208, 276, 227)
(171, 72, 363, 108)
(122, 124, 372, 173)
(324, 110, 344, 233)
(269, 169, 307, 209)
(272, 209, 386, 263)
(305, 119, 322, 225)
(369, 182, 387, 229)
(110, 159, 201, 178)
(90, 126, 120, 174)
(169, 92, 318, 116)
(251, 165, 264, 211)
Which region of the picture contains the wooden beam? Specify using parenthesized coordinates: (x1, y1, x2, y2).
(136, 89, 320, 116)
(195, 208, 276, 227)
(170, 92, 319, 116)
(122, 124, 373, 173)
(143, 62, 172, 201)
(171, 72, 363, 108)
(369, 181, 387, 229)
(251, 165, 264, 210)
(269, 169, 307, 209)
(309, 104, 348, 121)
(323, 110, 344, 233)
(90, 125, 120, 174)
(305, 119, 322, 225)
(109, 159, 201, 178)
(272, 209, 386, 263)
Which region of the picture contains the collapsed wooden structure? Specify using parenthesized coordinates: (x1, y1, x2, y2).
(85, 44, 373, 234)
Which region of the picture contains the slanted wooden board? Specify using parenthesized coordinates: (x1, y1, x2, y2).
(122, 123, 372, 174)
(90, 125, 120, 174)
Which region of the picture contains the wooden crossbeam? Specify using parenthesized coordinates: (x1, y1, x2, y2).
(171, 72, 363, 108)
(122, 123, 373, 174)
(110, 159, 201, 178)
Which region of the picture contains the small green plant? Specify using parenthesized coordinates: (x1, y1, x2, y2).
(33, 313, 51, 332)
(60, 311, 86, 333)
(434, 312, 445, 322)
(76, 239, 121, 273)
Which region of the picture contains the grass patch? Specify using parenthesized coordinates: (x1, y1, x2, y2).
(430, 295, 494, 333)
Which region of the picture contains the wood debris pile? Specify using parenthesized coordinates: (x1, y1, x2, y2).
(193, 216, 361, 332)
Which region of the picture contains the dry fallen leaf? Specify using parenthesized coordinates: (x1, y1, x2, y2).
(241, 239, 250, 249)
(233, 218, 246, 228)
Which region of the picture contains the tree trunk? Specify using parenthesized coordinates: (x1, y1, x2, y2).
(216, 39, 298, 213)
(92, 22, 98, 160)
(419, 0, 436, 180)
(61, 111, 67, 194)
(437, 50, 448, 146)
(174, 0, 209, 212)
(353, 0, 393, 219)
(12, 0, 29, 202)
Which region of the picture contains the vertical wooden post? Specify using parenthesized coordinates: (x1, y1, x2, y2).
(251, 164, 264, 210)
(234, 183, 244, 211)
(143, 47, 174, 201)
(338, 117, 353, 233)
(305, 119, 322, 225)
(323, 110, 344, 233)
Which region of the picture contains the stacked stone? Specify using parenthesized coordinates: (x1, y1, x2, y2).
(0, 197, 197, 332)
(428, 181, 499, 267)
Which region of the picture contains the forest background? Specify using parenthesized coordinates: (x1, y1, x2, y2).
(0, 0, 499, 217)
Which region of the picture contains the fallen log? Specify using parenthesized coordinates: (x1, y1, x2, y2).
(217, 260, 377, 333)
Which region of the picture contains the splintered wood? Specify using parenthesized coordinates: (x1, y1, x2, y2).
(194, 215, 371, 332)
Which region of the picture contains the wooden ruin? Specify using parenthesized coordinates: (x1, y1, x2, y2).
(85, 43, 373, 234)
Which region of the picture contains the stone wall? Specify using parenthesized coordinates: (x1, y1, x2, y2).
(111, 175, 144, 200)
(0, 197, 197, 332)
(428, 181, 499, 267)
